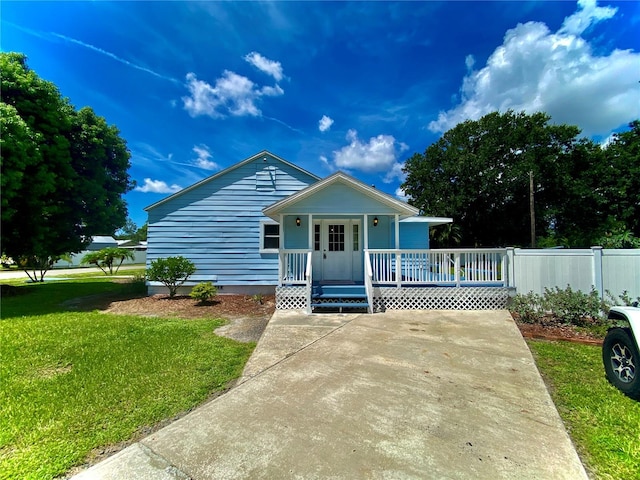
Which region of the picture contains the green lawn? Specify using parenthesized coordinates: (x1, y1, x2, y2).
(0, 277, 254, 480)
(528, 340, 640, 479)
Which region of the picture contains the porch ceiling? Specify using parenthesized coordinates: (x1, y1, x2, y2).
(263, 171, 418, 221)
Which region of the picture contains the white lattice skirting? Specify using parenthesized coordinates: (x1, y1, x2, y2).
(373, 287, 512, 311)
(276, 286, 308, 310)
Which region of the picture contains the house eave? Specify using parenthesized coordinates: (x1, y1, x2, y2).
(400, 216, 453, 226)
(263, 171, 419, 220)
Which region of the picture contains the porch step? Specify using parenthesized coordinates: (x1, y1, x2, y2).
(312, 285, 366, 297)
(311, 284, 369, 312)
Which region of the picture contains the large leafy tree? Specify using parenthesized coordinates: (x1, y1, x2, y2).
(403, 111, 582, 247)
(602, 121, 640, 238)
(0, 52, 134, 280)
(403, 111, 640, 247)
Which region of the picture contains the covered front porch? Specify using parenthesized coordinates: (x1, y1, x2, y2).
(263, 171, 511, 313)
(276, 247, 513, 313)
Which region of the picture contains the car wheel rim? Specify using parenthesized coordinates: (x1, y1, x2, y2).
(610, 342, 636, 384)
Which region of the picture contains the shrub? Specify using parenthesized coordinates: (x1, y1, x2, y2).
(606, 290, 640, 307)
(542, 286, 608, 327)
(510, 285, 610, 327)
(190, 282, 217, 303)
(509, 291, 544, 323)
(146, 256, 196, 298)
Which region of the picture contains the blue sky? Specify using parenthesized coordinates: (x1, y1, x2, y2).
(2, 0, 639, 229)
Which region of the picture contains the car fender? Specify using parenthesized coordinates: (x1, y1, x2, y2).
(608, 306, 640, 349)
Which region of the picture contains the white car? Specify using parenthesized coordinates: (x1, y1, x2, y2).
(603, 304, 640, 400)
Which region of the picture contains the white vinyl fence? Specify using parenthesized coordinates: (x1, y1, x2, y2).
(52, 249, 146, 268)
(510, 247, 640, 300)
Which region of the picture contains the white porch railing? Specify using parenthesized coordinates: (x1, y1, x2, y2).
(366, 249, 507, 287)
(305, 251, 313, 314)
(364, 252, 374, 314)
(279, 249, 311, 285)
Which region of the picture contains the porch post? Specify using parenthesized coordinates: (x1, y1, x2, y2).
(395, 214, 401, 288)
(308, 214, 313, 250)
(280, 214, 284, 248)
(278, 214, 284, 286)
(394, 214, 400, 248)
(506, 247, 515, 289)
(363, 214, 369, 250)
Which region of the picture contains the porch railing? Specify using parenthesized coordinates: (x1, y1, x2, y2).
(366, 249, 507, 287)
(364, 252, 374, 314)
(305, 252, 313, 314)
(279, 249, 311, 285)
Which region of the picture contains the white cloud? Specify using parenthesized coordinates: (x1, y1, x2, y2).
(559, 0, 617, 35)
(464, 54, 475, 71)
(135, 178, 182, 194)
(182, 69, 284, 118)
(384, 162, 407, 184)
(332, 129, 406, 182)
(319, 115, 334, 132)
(395, 186, 409, 202)
(192, 144, 220, 170)
(244, 52, 284, 81)
(428, 0, 639, 136)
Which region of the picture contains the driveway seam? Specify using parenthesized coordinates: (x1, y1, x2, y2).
(136, 442, 193, 480)
(239, 313, 363, 383)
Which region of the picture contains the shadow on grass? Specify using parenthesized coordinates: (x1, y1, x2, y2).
(0, 279, 146, 319)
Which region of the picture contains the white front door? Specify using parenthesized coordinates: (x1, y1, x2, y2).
(322, 221, 352, 281)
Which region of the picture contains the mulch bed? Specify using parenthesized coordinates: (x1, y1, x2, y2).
(511, 312, 604, 345)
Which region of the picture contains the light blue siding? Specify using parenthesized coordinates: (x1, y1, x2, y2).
(281, 215, 430, 250)
(279, 183, 401, 215)
(146, 154, 317, 287)
(399, 223, 430, 249)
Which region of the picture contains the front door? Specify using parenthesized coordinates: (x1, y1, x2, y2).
(311, 220, 362, 283)
(323, 222, 351, 281)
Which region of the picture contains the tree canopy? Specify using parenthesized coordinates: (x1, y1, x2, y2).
(0, 52, 134, 279)
(402, 111, 639, 248)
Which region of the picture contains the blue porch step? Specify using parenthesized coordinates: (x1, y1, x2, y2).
(311, 284, 369, 312)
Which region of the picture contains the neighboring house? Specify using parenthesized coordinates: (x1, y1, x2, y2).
(146, 151, 510, 312)
(86, 236, 119, 251)
(52, 236, 146, 268)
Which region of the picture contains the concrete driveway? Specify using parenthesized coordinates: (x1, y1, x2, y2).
(74, 310, 587, 479)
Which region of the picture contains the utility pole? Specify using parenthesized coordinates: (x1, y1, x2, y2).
(529, 171, 536, 248)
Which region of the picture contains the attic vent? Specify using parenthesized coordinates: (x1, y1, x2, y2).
(256, 165, 276, 191)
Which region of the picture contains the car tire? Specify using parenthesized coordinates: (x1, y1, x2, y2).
(602, 328, 640, 400)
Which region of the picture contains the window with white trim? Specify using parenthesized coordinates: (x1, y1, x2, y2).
(260, 222, 280, 252)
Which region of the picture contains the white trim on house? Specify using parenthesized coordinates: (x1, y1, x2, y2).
(263, 171, 419, 220)
(400, 216, 453, 226)
(259, 220, 280, 253)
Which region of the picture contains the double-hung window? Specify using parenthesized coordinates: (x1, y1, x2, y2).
(260, 222, 280, 253)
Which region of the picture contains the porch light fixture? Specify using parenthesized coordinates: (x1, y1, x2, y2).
(296, 217, 301, 227)
(373, 217, 379, 227)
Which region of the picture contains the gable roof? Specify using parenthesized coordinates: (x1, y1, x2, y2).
(263, 171, 419, 220)
(144, 150, 321, 211)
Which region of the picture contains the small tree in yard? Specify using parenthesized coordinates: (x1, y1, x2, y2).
(82, 247, 135, 275)
(147, 256, 196, 298)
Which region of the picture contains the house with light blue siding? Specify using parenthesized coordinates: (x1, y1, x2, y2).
(146, 150, 512, 312)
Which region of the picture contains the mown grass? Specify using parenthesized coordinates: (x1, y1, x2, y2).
(0, 277, 255, 480)
(528, 340, 640, 479)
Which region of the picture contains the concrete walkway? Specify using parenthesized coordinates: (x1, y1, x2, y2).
(73, 310, 588, 479)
